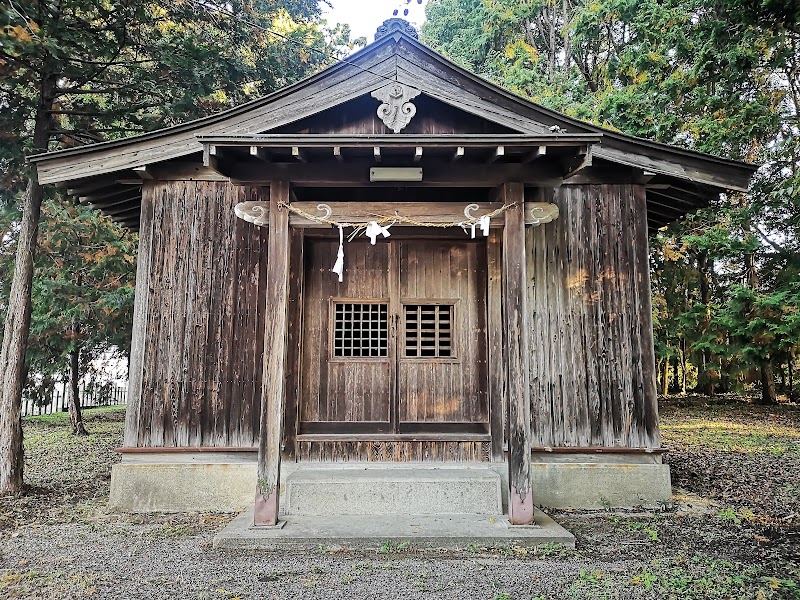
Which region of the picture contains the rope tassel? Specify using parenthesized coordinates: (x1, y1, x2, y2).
(332, 225, 345, 282)
(365, 220, 392, 244)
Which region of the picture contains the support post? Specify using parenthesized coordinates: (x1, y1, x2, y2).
(500, 182, 534, 525)
(254, 181, 291, 526)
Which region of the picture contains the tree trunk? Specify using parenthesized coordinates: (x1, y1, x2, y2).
(742, 215, 777, 405)
(680, 339, 688, 394)
(671, 354, 679, 394)
(0, 179, 44, 493)
(758, 363, 778, 405)
(0, 72, 55, 493)
(67, 344, 88, 435)
(661, 354, 669, 397)
(698, 251, 715, 395)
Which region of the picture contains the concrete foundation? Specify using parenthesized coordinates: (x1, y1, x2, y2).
(109, 452, 672, 513)
(213, 506, 575, 550)
(284, 468, 503, 516)
(109, 463, 257, 513)
(531, 463, 672, 509)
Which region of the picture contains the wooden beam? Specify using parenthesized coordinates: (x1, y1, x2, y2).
(202, 145, 223, 174)
(333, 146, 344, 163)
(291, 146, 307, 163)
(66, 176, 122, 196)
(199, 133, 602, 149)
(79, 186, 135, 204)
(107, 208, 140, 222)
(227, 162, 564, 188)
(255, 181, 291, 527)
(488, 146, 505, 164)
(133, 165, 153, 180)
(282, 227, 305, 460)
(373, 146, 382, 163)
(414, 146, 423, 162)
(145, 161, 229, 182)
(521, 146, 546, 164)
(452, 146, 465, 162)
(250, 146, 270, 161)
(562, 145, 593, 177)
(498, 182, 533, 525)
(89, 193, 142, 210)
(647, 188, 706, 209)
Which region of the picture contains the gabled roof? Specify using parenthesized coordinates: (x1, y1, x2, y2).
(30, 21, 757, 231)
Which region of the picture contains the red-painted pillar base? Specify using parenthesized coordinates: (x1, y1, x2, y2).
(508, 484, 534, 525)
(254, 487, 280, 527)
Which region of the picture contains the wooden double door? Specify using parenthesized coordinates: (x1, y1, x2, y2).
(299, 237, 488, 436)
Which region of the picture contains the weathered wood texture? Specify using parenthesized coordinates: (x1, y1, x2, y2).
(272, 94, 515, 136)
(300, 240, 393, 428)
(500, 183, 534, 525)
(398, 241, 488, 426)
(298, 441, 491, 462)
(255, 181, 291, 526)
(124, 180, 268, 448)
(298, 238, 488, 435)
(526, 184, 660, 448)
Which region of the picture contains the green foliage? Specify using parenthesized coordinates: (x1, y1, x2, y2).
(0, 1, 357, 389)
(23, 200, 137, 392)
(425, 0, 800, 400)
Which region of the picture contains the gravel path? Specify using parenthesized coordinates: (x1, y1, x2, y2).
(1, 522, 599, 599)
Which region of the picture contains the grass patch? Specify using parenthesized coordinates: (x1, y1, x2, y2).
(377, 540, 412, 554)
(0, 406, 126, 530)
(569, 553, 799, 599)
(610, 516, 661, 542)
(660, 400, 800, 457)
(660, 400, 800, 526)
(661, 419, 800, 456)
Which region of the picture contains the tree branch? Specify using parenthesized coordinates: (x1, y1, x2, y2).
(753, 224, 787, 255)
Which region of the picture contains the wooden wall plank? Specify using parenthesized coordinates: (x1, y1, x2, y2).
(126, 180, 268, 448)
(487, 232, 505, 460)
(526, 184, 661, 449)
(282, 227, 305, 458)
(123, 183, 152, 446)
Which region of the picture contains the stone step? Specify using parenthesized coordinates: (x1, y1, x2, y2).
(284, 467, 503, 516)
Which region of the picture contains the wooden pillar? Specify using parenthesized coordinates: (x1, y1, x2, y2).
(501, 182, 534, 525)
(254, 181, 291, 526)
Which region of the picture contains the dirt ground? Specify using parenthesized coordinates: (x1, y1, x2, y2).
(0, 399, 798, 599)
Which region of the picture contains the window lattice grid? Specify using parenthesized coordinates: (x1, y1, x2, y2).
(333, 302, 389, 358)
(404, 304, 454, 358)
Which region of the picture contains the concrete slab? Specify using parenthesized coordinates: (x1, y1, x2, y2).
(213, 507, 575, 550)
(284, 467, 503, 516)
(531, 463, 672, 509)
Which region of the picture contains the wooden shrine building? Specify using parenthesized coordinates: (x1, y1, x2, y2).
(31, 19, 756, 525)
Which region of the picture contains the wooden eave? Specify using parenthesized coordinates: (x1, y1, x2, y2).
(199, 133, 598, 168)
(29, 28, 757, 232)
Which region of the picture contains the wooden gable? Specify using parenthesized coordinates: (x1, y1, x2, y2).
(270, 93, 516, 136)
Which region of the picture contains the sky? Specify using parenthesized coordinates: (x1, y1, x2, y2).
(321, 0, 429, 43)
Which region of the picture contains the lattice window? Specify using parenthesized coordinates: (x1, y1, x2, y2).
(404, 303, 454, 358)
(332, 302, 388, 358)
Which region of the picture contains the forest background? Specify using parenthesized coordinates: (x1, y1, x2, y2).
(1, 0, 798, 436)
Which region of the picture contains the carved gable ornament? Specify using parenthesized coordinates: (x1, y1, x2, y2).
(374, 18, 419, 41)
(371, 83, 421, 134)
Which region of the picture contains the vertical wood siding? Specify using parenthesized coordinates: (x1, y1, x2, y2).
(526, 184, 660, 448)
(124, 180, 268, 447)
(272, 95, 515, 135)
